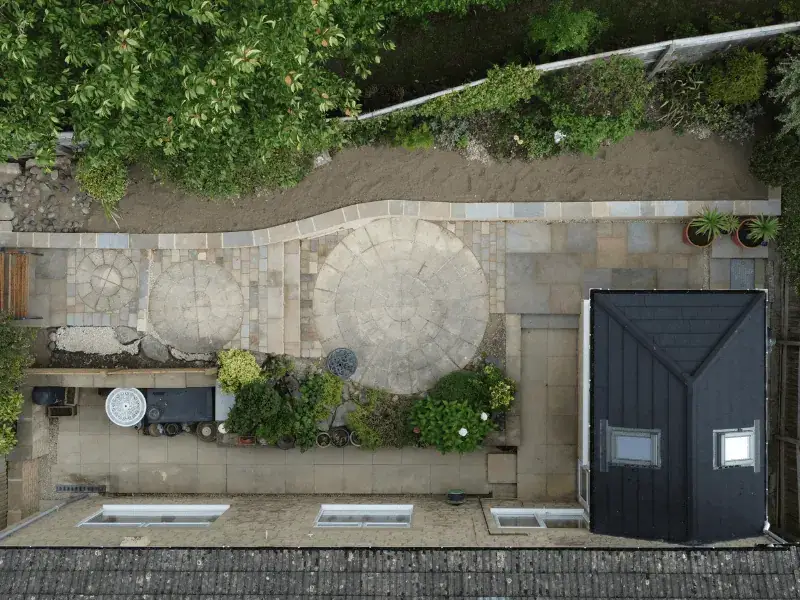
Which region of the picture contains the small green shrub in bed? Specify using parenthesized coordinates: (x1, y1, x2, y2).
(216, 349, 263, 394)
(411, 395, 493, 454)
(347, 388, 416, 449)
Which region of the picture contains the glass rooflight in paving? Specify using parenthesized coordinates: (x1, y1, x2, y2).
(313, 218, 489, 394)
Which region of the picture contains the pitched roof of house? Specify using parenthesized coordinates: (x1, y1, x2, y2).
(590, 290, 767, 543)
(0, 547, 798, 599)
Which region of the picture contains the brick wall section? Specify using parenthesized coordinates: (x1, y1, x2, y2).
(0, 495, 768, 548)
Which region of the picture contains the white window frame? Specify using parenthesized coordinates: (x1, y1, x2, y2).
(714, 427, 756, 469)
(314, 504, 413, 528)
(77, 504, 229, 528)
(607, 426, 661, 468)
(491, 508, 588, 530)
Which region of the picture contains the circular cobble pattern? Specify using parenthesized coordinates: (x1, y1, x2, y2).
(149, 261, 243, 353)
(313, 218, 489, 394)
(76, 250, 137, 312)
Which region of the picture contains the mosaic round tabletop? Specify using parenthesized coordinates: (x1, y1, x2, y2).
(76, 250, 138, 312)
(149, 261, 243, 353)
(313, 218, 489, 394)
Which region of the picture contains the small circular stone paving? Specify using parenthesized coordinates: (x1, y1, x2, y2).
(313, 218, 489, 394)
(76, 250, 137, 312)
(149, 261, 243, 353)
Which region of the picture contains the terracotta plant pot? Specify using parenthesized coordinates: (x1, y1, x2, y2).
(331, 427, 349, 447)
(732, 219, 763, 249)
(683, 223, 713, 248)
(316, 432, 332, 448)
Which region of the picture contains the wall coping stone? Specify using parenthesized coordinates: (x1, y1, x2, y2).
(0, 196, 780, 250)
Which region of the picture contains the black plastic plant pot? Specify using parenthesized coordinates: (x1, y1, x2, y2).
(196, 422, 217, 443)
(277, 435, 296, 450)
(447, 490, 467, 505)
(734, 219, 762, 249)
(316, 432, 332, 448)
(349, 430, 361, 447)
(163, 423, 181, 437)
(331, 427, 349, 447)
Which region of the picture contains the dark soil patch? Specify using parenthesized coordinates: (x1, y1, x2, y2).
(365, 1, 781, 109)
(45, 350, 213, 370)
(87, 129, 766, 234)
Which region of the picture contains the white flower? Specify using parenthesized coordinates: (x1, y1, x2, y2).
(554, 130, 566, 144)
(480, 412, 488, 421)
(458, 427, 468, 437)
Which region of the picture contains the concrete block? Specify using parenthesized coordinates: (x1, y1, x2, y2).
(487, 453, 517, 484)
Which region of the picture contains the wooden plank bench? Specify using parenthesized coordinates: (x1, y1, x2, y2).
(0, 250, 42, 320)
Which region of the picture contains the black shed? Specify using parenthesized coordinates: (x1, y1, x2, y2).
(589, 290, 767, 543)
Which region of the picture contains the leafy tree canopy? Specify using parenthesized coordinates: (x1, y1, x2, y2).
(0, 0, 394, 197)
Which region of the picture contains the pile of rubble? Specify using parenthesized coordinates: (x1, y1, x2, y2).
(0, 158, 94, 233)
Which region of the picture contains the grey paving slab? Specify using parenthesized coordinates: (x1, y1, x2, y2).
(627, 222, 657, 253)
(582, 268, 612, 297)
(505, 223, 551, 253)
(730, 258, 756, 289)
(610, 268, 657, 289)
(313, 218, 488, 394)
(506, 254, 551, 314)
(565, 223, 597, 253)
(520, 315, 580, 329)
(533, 254, 583, 284)
(711, 233, 770, 259)
(657, 223, 695, 254)
(657, 268, 689, 289)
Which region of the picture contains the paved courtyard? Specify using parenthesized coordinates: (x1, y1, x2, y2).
(49, 389, 494, 496)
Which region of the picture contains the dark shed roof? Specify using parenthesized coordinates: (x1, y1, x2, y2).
(590, 290, 766, 544)
(0, 547, 799, 599)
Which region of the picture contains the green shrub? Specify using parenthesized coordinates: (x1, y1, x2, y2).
(347, 388, 416, 449)
(262, 354, 295, 382)
(75, 156, 128, 215)
(429, 370, 487, 408)
(382, 0, 512, 17)
(416, 64, 541, 120)
(0, 392, 24, 424)
(300, 372, 343, 421)
(773, 54, 800, 139)
(481, 364, 516, 411)
(0, 424, 16, 456)
(411, 395, 493, 453)
(707, 49, 767, 106)
(226, 379, 292, 442)
(393, 123, 435, 150)
(750, 132, 800, 187)
(778, 182, 800, 289)
(217, 349, 263, 394)
(552, 112, 639, 155)
(528, 0, 605, 57)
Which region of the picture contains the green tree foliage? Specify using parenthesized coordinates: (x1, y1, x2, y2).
(0, 315, 34, 455)
(381, 0, 512, 17)
(707, 48, 767, 106)
(750, 131, 800, 187)
(528, 0, 605, 57)
(0, 0, 393, 200)
(773, 54, 800, 138)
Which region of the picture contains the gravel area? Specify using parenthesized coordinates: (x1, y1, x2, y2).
(55, 326, 140, 355)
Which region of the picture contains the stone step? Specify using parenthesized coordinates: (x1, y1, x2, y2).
(283, 240, 301, 357)
(265, 243, 284, 354)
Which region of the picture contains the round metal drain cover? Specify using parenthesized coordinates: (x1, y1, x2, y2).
(326, 348, 357, 379)
(105, 388, 147, 427)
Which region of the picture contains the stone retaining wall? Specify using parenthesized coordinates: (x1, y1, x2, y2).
(0, 197, 781, 250)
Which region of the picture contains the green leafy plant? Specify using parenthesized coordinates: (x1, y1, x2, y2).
(481, 364, 516, 411)
(0, 391, 24, 424)
(528, 0, 605, 56)
(393, 123, 435, 150)
(216, 349, 263, 394)
(778, 182, 800, 287)
(74, 156, 128, 217)
(416, 63, 541, 120)
(429, 370, 487, 407)
(411, 396, 494, 454)
(750, 132, 800, 187)
(300, 371, 343, 421)
(226, 379, 292, 443)
(347, 388, 416, 449)
(707, 48, 767, 106)
(0, 424, 17, 456)
(773, 54, 800, 139)
(690, 207, 739, 239)
(262, 354, 295, 382)
(747, 215, 780, 244)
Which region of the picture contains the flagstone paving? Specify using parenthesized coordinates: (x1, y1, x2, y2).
(313, 218, 489, 394)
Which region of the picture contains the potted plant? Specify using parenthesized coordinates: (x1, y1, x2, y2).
(316, 431, 332, 448)
(349, 430, 361, 447)
(447, 489, 466, 505)
(330, 427, 349, 447)
(684, 207, 738, 248)
(277, 434, 296, 450)
(733, 215, 780, 248)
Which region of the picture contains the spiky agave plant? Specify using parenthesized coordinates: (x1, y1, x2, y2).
(746, 215, 780, 244)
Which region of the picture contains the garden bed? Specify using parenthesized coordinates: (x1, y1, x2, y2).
(88, 129, 765, 234)
(364, 0, 782, 110)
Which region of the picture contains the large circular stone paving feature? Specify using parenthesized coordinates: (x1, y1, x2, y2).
(76, 250, 137, 312)
(149, 261, 243, 353)
(313, 217, 489, 394)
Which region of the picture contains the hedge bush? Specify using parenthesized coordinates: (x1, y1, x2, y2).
(750, 131, 800, 187)
(74, 156, 128, 215)
(707, 48, 768, 106)
(411, 395, 493, 453)
(528, 0, 605, 57)
(0, 315, 34, 456)
(217, 349, 263, 394)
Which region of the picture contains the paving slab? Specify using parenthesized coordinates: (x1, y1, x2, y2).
(505, 223, 551, 253)
(730, 258, 756, 289)
(627, 222, 657, 253)
(565, 223, 597, 253)
(611, 268, 657, 289)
